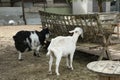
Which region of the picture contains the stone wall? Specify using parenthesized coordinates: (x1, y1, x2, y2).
(0, 7, 24, 26)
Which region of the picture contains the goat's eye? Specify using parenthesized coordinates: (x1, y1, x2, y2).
(75, 31, 78, 33)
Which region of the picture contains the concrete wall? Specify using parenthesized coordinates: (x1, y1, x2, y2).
(87, 0, 93, 13)
(72, 0, 86, 14)
(14, 1, 71, 14)
(73, 0, 111, 14)
(0, 7, 24, 26)
(106, 2, 111, 12)
(0, 1, 72, 25)
(0, 7, 22, 15)
(72, 0, 93, 14)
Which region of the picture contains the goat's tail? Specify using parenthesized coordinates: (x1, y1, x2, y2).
(46, 50, 51, 56)
(46, 48, 56, 56)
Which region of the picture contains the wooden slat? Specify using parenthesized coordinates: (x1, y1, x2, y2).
(92, 61, 108, 72)
(102, 61, 119, 74)
(87, 61, 97, 70)
(114, 64, 120, 74)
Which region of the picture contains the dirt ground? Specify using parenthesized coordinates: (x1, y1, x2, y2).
(0, 25, 98, 80)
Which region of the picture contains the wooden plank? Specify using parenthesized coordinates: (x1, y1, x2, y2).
(87, 61, 107, 73)
(114, 64, 120, 74)
(92, 61, 108, 72)
(87, 61, 97, 71)
(102, 61, 119, 74)
(76, 43, 120, 60)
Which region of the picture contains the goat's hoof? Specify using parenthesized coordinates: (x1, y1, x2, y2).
(36, 55, 40, 57)
(56, 73, 60, 76)
(19, 59, 23, 61)
(33, 53, 37, 56)
(71, 68, 74, 70)
(48, 71, 52, 75)
(33, 53, 40, 57)
(67, 66, 71, 69)
(67, 66, 74, 70)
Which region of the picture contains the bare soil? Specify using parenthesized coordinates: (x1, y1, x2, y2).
(0, 25, 98, 80)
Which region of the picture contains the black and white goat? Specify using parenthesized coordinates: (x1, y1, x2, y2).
(13, 27, 50, 61)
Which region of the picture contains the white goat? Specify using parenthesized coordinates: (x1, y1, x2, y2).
(46, 27, 83, 75)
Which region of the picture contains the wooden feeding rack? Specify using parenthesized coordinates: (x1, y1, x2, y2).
(39, 11, 120, 60)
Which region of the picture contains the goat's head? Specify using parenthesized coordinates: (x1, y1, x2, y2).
(69, 27, 83, 38)
(41, 27, 50, 39)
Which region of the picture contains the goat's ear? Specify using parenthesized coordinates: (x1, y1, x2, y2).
(81, 33, 84, 38)
(43, 27, 48, 29)
(69, 30, 74, 33)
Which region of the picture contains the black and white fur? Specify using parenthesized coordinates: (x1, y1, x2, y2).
(13, 28, 49, 61)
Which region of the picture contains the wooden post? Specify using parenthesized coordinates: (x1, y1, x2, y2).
(43, 1, 46, 11)
(117, 23, 120, 38)
(10, 0, 14, 7)
(22, 0, 26, 25)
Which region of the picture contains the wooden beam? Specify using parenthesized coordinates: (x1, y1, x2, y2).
(22, 0, 26, 25)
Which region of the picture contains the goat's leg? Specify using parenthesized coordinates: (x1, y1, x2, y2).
(33, 52, 37, 56)
(66, 55, 70, 68)
(34, 46, 41, 57)
(70, 53, 74, 70)
(55, 56, 61, 75)
(48, 54, 53, 74)
(18, 51, 23, 61)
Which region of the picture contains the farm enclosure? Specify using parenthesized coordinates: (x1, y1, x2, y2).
(0, 25, 98, 80)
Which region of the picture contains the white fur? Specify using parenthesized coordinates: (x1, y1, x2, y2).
(30, 32, 40, 50)
(46, 27, 83, 75)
